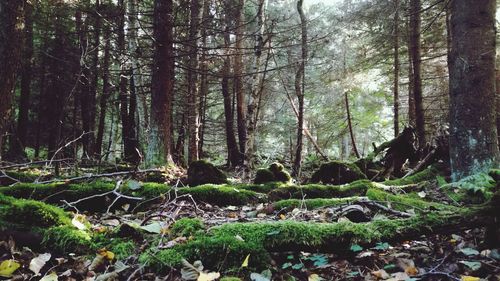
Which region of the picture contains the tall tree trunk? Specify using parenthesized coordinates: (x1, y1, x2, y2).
(448, 0, 499, 181)
(393, 0, 400, 137)
(127, 0, 148, 159)
(246, 0, 268, 168)
(407, 17, 416, 127)
(187, 0, 201, 164)
(345, 92, 360, 159)
(198, 0, 211, 157)
(409, 0, 425, 147)
(0, 0, 23, 159)
(234, 0, 247, 160)
(293, 0, 307, 177)
(11, 1, 33, 158)
(147, 0, 175, 167)
(95, 24, 111, 158)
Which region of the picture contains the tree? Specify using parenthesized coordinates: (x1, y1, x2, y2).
(234, 0, 247, 161)
(147, 0, 175, 166)
(448, 0, 500, 181)
(392, 0, 400, 137)
(0, 0, 23, 159)
(409, 0, 425, 147)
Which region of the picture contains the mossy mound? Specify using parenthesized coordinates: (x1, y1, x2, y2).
(310, 161, 367, 185)
(0, 170, 46, 185)
(170, 218, 205, 237)
(176, 184, 263, 206)
(268, 180, 372, 201)
(187, 160, 228, 186)
(273, 197, 360, 210)
(42, 226, 93, 254)
(0, 197, 71, 227)
(383, 166, 441, 186)
(254, 162, 292, 184)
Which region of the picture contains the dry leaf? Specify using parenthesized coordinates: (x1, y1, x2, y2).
(40, 272, 59, 281)
(197, 272, 220, 281)
(30, 253, 52, 275)
(461, 276, 480, 281)
(371, 269, 390, 279)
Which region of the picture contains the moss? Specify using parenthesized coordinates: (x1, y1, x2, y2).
(0, 170, 42, 185)
(273, 197, 360, 210)
(383, 166, 440, 186)
(268, 180, 372, 200)
(489, 169, 500, 182)
(254, 163, 292, 184)
(0, 197, 71, 227)
(170, 218, 205, 237)
(220, 277, 242, 281)
(42, 225, 92, 254)
(237, 182, 285, 193)
(187, 160, 228, 186)
(128, 182, 170, 198)
(310, 161, 367, 185)
(176, 184, 263, 206)
(107, 239, 136, 260)
(366, 188, 458, 212)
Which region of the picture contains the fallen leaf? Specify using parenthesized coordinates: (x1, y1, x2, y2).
(417, 191, 426, 198)
(0, 259, 21, 278)
(461, 276, 480, 281)
(72, 214, 88, 230)
(127, 180, 142, 190)
(30, 253, 52, 275)
(97, 249, 115, 261)
(371, 269, 390, 279)
(40, 272, 58, 281)
(241, 254, 250, 268)
(140, 222, 164, 234)
(459, 261, 481, 271)
(197, 272, 220, 281)
(308, 273, 324, 281)
(279, 214, 286, 220)
(459, 248, 479, 256)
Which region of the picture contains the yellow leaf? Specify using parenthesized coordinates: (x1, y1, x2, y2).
(405, 266, 419, 276)
(279, 214, 286, 220)
(197, 272, 220, 281)
(308, 273, 324, 281)
(97, 249, 115, 261)
(461, 276, 480, 281)
(40, 272, 59, 281)
(241, 254, 250, 268)
(0, 259, 21, 278)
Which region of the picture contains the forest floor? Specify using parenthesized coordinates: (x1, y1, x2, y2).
(0, 164, 499, 281)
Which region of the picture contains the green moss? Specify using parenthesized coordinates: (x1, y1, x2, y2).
(237, 182, 285, 193)
(273, 197, 360, 210)
(310, 161, 367, 185)
(177, 184, 263, 206)
(170, 218, 205, 237)
(254, 163, 292, 184)
(268, 180, 372, 200)
(128, 182, 170, 198)
(366, 188, 458, 212)
(489, 169, 500, 182)
(0, 197, 71, 227)
(0, 170, 41, 184)
(108, 239, 136, 260)
(187, 160, 228, 186)
(42, 225, 92, 254)
(220, 277, 242, 281)
(383, 166, 440, 186)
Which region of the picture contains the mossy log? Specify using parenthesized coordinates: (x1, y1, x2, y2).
(254, 162, 292, 184)
(310, 161, 367, 185)
(187, 160, 228, 186)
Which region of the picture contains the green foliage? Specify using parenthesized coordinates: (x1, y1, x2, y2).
(488, 169, 500, 182)
(177, 184, 262, 206)
(238, 182, 285, 193)
(220, 277, 242, 281)
(170, 218, 205, 237)
(42, 226, 92, 254)
(310, 161, 367, 185)
(254, 169, 276, 184)
(187, 160, 228, 186)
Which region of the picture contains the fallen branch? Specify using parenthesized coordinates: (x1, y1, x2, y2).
(36, 168, 162, 184)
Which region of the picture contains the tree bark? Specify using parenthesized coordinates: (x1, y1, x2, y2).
(95, 24, 111, 158)
(393, 0, 400, 137)
(0, 0, 23, 159)
(198, 0, 211, 157)
(345, 92, 360, 159)
(293, 0, 307, 177)
(234, 0, 247, 160)
(409, 0, 425, 147)
(147, 0, 175, 167)
(187, 0, 202, 164)
(448, 0, 499, 181)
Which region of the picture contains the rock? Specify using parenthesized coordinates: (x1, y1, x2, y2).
(187, 160, 228, 186)
(310, 161, 367, 185)
(253, 162, 292, 184)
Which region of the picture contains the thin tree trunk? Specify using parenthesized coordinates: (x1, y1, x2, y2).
(409, 0, 425, 147)
(147, 0, 175, 167)
(393, 0, 400, 137)
(0, 0, 23, 159)
(345, 92, 360, 159)
(448, 0, 499, 180)
(293, 0, 307, 177)
(234, 0, 247, 159)
(187, 0, 201, 163)
(95, 24, 111, 158)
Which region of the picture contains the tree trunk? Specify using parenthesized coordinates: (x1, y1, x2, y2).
(95, 24, 111, 158)
(448, 0, 500, 181)
(234, 0, 247, 161)
(147, 0, 175, 167)
(409, 0, 425, 147)
(393, 0, 400, 137)
(187, 0, 201, 164)
(198, 0, 210, 157)
(345, 92, 360, 159)
(293, 0, 307, 177)
(0, 0, 23, 159)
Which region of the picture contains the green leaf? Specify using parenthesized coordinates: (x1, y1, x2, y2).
(291, 263, 304, 270)
(350, 244, 363, 252)
(373, 242, 391, 251)
(459, 248, 479, 256)
(127, 180, 142, 190)
(383, 264, 396, 270)
(282, 262, 293, 269)
(459, 261, 481, 271)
